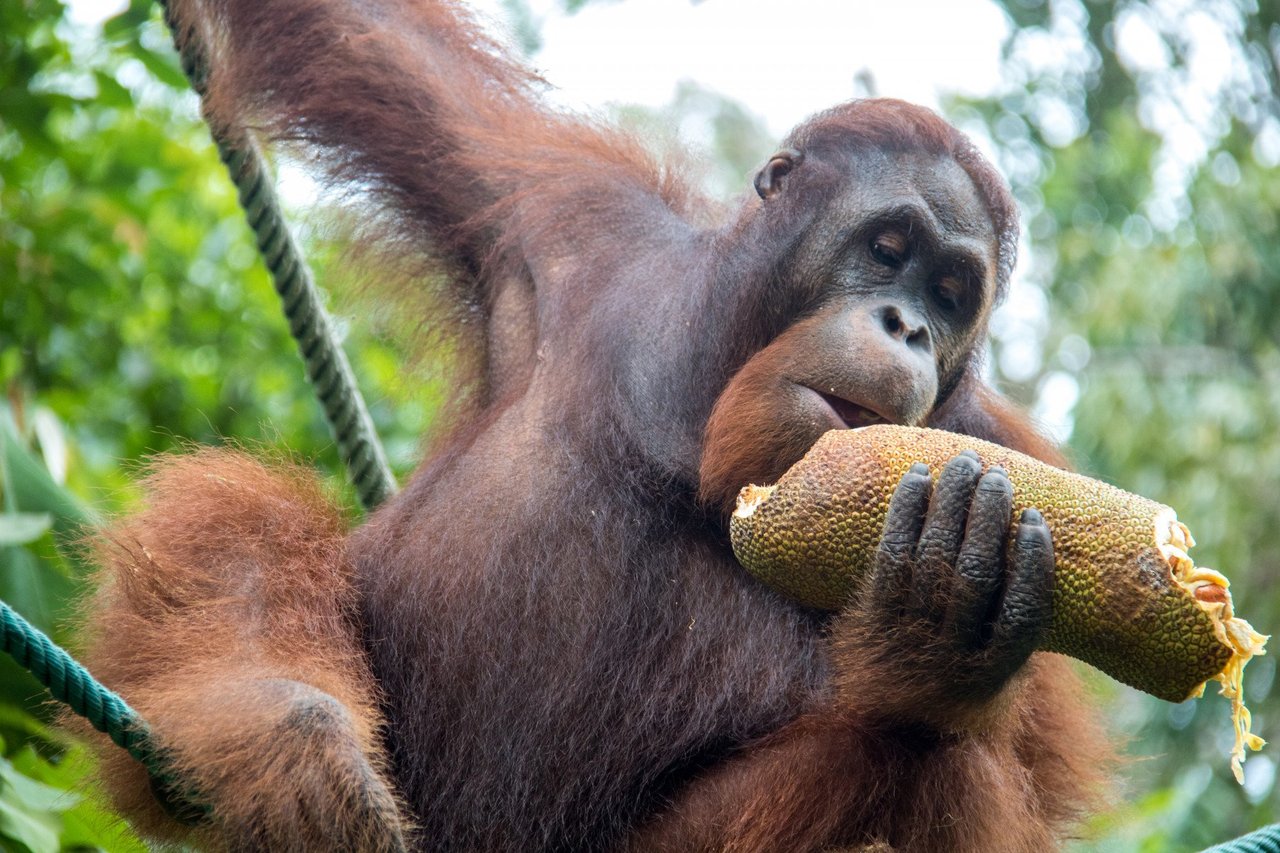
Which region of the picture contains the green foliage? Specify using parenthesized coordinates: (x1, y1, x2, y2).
(2, 0, 1278, 849)
(1, 0, 428, 499)
(0, 412, 141, 848)
(0, 0, 429, 846)
(0, 718, 147, 853)
(971, 1, 1280, 847)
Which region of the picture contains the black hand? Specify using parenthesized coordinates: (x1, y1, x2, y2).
(984, 508, 1054, 689)
(909, 451, 984, 621)
(864, 454, 1055, 705)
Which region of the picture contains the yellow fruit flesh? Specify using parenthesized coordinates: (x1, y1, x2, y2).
(730, 425, 1267, 782)
(1160, 519, 1268, 782)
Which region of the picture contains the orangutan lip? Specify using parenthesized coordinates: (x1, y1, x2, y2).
(818, 393, 890, 429)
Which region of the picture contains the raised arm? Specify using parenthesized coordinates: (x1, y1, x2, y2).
(178, 0, 695, 290)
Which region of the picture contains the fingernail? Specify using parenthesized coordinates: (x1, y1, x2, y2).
(960, 449, 980, 460)
(1020, 508, 1043, 525)
(988, 465, 1008, 478)
(909, 462, 929, 476)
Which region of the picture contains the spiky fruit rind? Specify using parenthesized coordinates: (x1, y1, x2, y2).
(730, 425, 1232, 702)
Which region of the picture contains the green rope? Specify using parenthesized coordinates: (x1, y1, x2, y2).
(1, 601, 147, 762)
(1, 600, 205, 821)
(159, 0, 397, 512)
(3, 4, 1280, 850)
(0, 0, 400, 821)
(1204, 825, 1280, 853)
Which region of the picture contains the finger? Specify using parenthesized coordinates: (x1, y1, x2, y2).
(870, 462, 932, 615)
(950, 466, 1014, 644)
(988, 508, 1055, 681)
(909, 451, 983, 618)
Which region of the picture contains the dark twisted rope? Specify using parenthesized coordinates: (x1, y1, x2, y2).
(2, 599, 205, 821)
(1204, 825, 1280, 853)
(160, 0, 397, 512)
(0, 0, 400, 824)
(1, 601, 148, 763)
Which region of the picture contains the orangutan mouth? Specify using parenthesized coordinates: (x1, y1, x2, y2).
(819, 393, 889, 429)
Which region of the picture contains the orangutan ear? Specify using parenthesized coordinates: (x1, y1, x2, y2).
(753, 149, 802, 200)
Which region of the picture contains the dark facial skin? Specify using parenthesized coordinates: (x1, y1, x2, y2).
(700, 148, 1002, 506)
(780, 149, 999, 433)
(702, 145, 1054, 734)
(78, 0, 1104, 840)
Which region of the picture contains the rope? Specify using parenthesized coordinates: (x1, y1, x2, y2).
(0, 0, 399, 822)
(1204, 825, 1280, 852)
(159, 0, 397, 512)
(2, 3, 1279, 851)
(1, 601, 147, 762)
(2, 600, 204, 820)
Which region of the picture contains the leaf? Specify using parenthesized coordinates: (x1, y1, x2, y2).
(0, 515, 52, 547)
(58, 805, 149, 853)
(28, 410, 65, 489)
(134, 45, 189, 91)
(8, 745, 148, 851)
(103, 0, 154, 41)
(0, 415, 94, 534)
(0, 546, 63, 636)
(0, 708, 51, 751)
(93, 70, 133, 110)
(0, 658, 50, 728)
(0, 792, 61, 853)
(0, 761, 75, 814)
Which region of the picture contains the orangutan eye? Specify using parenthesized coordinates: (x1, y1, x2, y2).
(932, 276, 965, 312)
(869, 233, 907, 268)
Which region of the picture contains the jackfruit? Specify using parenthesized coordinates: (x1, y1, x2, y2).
(730, 425, 1267, 782)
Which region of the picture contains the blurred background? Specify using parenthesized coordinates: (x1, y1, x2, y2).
(1, 0, 1278, 849)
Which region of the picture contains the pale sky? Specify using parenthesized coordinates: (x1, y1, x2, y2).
(69, 0, 1011, 134)
(70, 0, 1074, 429)
(483, 0, 1010, 137)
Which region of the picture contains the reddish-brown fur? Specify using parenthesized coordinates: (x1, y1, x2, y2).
(630, 658, 1100, 852)
(77, 1, 1112, 850)
(79, 450, 405, 849)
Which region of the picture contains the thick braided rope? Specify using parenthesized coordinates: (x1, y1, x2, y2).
(0, 1, 398, 820)
(1204, 826, 1280, 853)
(160, 0, 397, 511)
(2, 599, 204, 821)
(1, 600, 150, 765)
